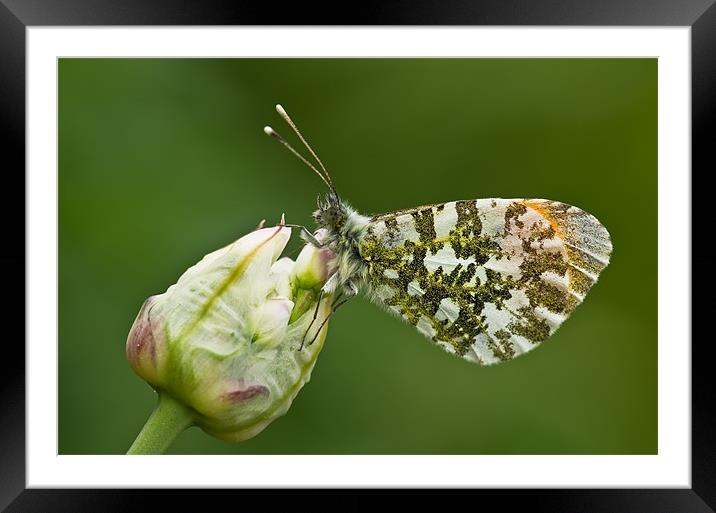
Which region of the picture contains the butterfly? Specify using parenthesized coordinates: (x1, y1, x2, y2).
(264, 104, 612, 365)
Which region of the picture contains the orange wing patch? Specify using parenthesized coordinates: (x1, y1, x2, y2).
(521, 200, 563, 239)
(522, 199, 612, 302)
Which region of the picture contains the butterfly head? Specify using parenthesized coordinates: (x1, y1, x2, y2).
(314, 192, 347, 232)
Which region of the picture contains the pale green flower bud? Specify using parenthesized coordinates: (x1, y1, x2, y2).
(292, 229, 336, 290)
(126, 224, 335, 443)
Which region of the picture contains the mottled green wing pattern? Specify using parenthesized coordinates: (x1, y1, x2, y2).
(359, 199, 612, 365)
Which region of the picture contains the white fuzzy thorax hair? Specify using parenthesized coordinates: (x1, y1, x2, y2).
(311, 195, 371, 295)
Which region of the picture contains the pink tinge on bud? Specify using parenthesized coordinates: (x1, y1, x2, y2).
(126, 295, 167, 387)
(222, 380, 270, 404)
(315, 247, 337, 278)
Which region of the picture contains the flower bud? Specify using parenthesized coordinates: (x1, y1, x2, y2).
(126, 224, 336, 442)
(292, 229, 336, 290)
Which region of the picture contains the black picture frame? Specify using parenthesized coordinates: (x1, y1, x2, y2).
(2, 1, 713, 510)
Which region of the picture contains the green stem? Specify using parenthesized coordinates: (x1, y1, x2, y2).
(127, 392, 196, 454)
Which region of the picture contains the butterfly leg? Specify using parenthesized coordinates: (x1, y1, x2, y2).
(299, 268, 350, 350)
(281, 223, 324, 248)
(305, 295, 351, 348)
(305, 279, 358, 348)
(300, 289, 325, 351)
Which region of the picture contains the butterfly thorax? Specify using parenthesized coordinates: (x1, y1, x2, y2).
(311, 193, 371, 293)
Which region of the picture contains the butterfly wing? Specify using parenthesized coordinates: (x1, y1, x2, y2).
(359, 199, 612, 365)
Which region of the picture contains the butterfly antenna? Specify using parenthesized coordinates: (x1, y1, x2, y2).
(274, 104, 337, 192)
(263, 125, 335, 192)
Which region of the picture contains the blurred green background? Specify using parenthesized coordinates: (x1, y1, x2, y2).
(59, 58, 657, 455)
